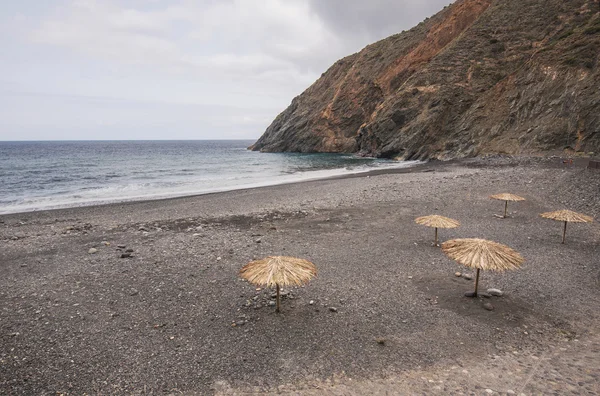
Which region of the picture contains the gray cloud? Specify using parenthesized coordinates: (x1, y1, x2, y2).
(308, 0, 454, 46)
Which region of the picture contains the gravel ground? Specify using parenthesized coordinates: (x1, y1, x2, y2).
(0, 156, 599, 395)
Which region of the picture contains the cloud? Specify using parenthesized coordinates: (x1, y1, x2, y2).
(1, 0, 455, 140)
(28, 0, 337, 83)
(307, 0, 455, 44)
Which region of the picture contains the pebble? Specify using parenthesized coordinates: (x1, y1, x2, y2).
(454, 272, 462, 277)
(309, 300, 314, 305)
(375, 338, 385, 345)
(483, 302, 494, 311)
(117, 244, 126, 249)
(329, 307, 338, 312)
(488, 288, 504, 297)
(120, 252, 132, 259)
(255, 238, 261, 243)
(88, 248, 97, 254)
(462, 273, 473, 280)
(268, 301, 275, 306)
(479, 292, 492, 298)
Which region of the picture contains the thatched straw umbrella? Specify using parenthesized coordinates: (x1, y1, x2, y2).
(415, 215, 460, 246)
(540, 210, 594, 244)
(490, 193, 525, 218)
(442, 238, 523, 297)
(239, 256, 317, 313)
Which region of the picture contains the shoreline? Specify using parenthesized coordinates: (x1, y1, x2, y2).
(0, 159, 430, 219)
(2, 154, 591, 219)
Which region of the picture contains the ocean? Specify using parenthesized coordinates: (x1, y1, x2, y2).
(0, 140, 420, 214)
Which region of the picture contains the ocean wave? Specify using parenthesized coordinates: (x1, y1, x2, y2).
(0, 159, 422, 214)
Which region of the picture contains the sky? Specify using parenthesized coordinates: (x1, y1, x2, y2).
(0, 0, 453, 141)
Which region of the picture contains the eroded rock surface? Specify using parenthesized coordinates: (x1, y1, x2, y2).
(250, 0, 600, 160)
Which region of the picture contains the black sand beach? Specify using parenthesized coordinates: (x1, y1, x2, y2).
(1, 157, 599, 395)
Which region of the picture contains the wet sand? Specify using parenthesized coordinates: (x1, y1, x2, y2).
(1, 156, 599, 394)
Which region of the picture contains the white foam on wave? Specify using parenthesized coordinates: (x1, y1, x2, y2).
(0, 160, 423, 214)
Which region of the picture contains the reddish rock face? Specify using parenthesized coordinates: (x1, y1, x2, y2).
(250, 0, 600, 160)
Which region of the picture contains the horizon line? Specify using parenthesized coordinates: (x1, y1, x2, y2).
(0, 138, 259, 142)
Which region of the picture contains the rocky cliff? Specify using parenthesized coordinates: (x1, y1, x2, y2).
(250, 0, 600, 159)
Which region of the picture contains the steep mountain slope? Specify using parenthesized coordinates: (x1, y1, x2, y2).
(250, 0, 600, 159)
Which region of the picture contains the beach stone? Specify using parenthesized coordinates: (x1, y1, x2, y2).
(120, 252, 132, 258)
(462, 273, 473, 280)
(329, 307, 338, 312)
(454, 272, 462, 277)
(125, 248, 134, 253)
(117, 244, 126, 249)
(464, 291, 477, 298)
(309, 300, 314, 305)
(255, 238, 261, 243)
(88, 248, 97, 254)
(488, 288, 504, 297)
(268, 301, 275, 306)
(483, 303, 494, 311)
(479, 292, 492, 298)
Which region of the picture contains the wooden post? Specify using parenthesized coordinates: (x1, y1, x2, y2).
(474, 268, 480, 297)
(435, 227, 438, 246)
(276, 284, 281, 313)
(562, 221, 567, 244)
(504, 201, 508, 218)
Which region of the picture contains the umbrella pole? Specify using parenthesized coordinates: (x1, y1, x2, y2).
(276, 284, 281, 313)
(504, 201, 508, 218)
(474, 268, 480, 297)
(562, 221, 567, 244)
(435, 227, 438, 246)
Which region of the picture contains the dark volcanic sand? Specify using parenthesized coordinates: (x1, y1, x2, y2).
(1, 157, 599, 395)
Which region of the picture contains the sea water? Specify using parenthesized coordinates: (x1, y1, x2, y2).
(0, 140, 420, 214)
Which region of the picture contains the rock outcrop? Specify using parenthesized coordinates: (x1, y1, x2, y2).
(250, 0, 600, 159)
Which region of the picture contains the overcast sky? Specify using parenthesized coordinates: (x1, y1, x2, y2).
(0, 0, 453, 141)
